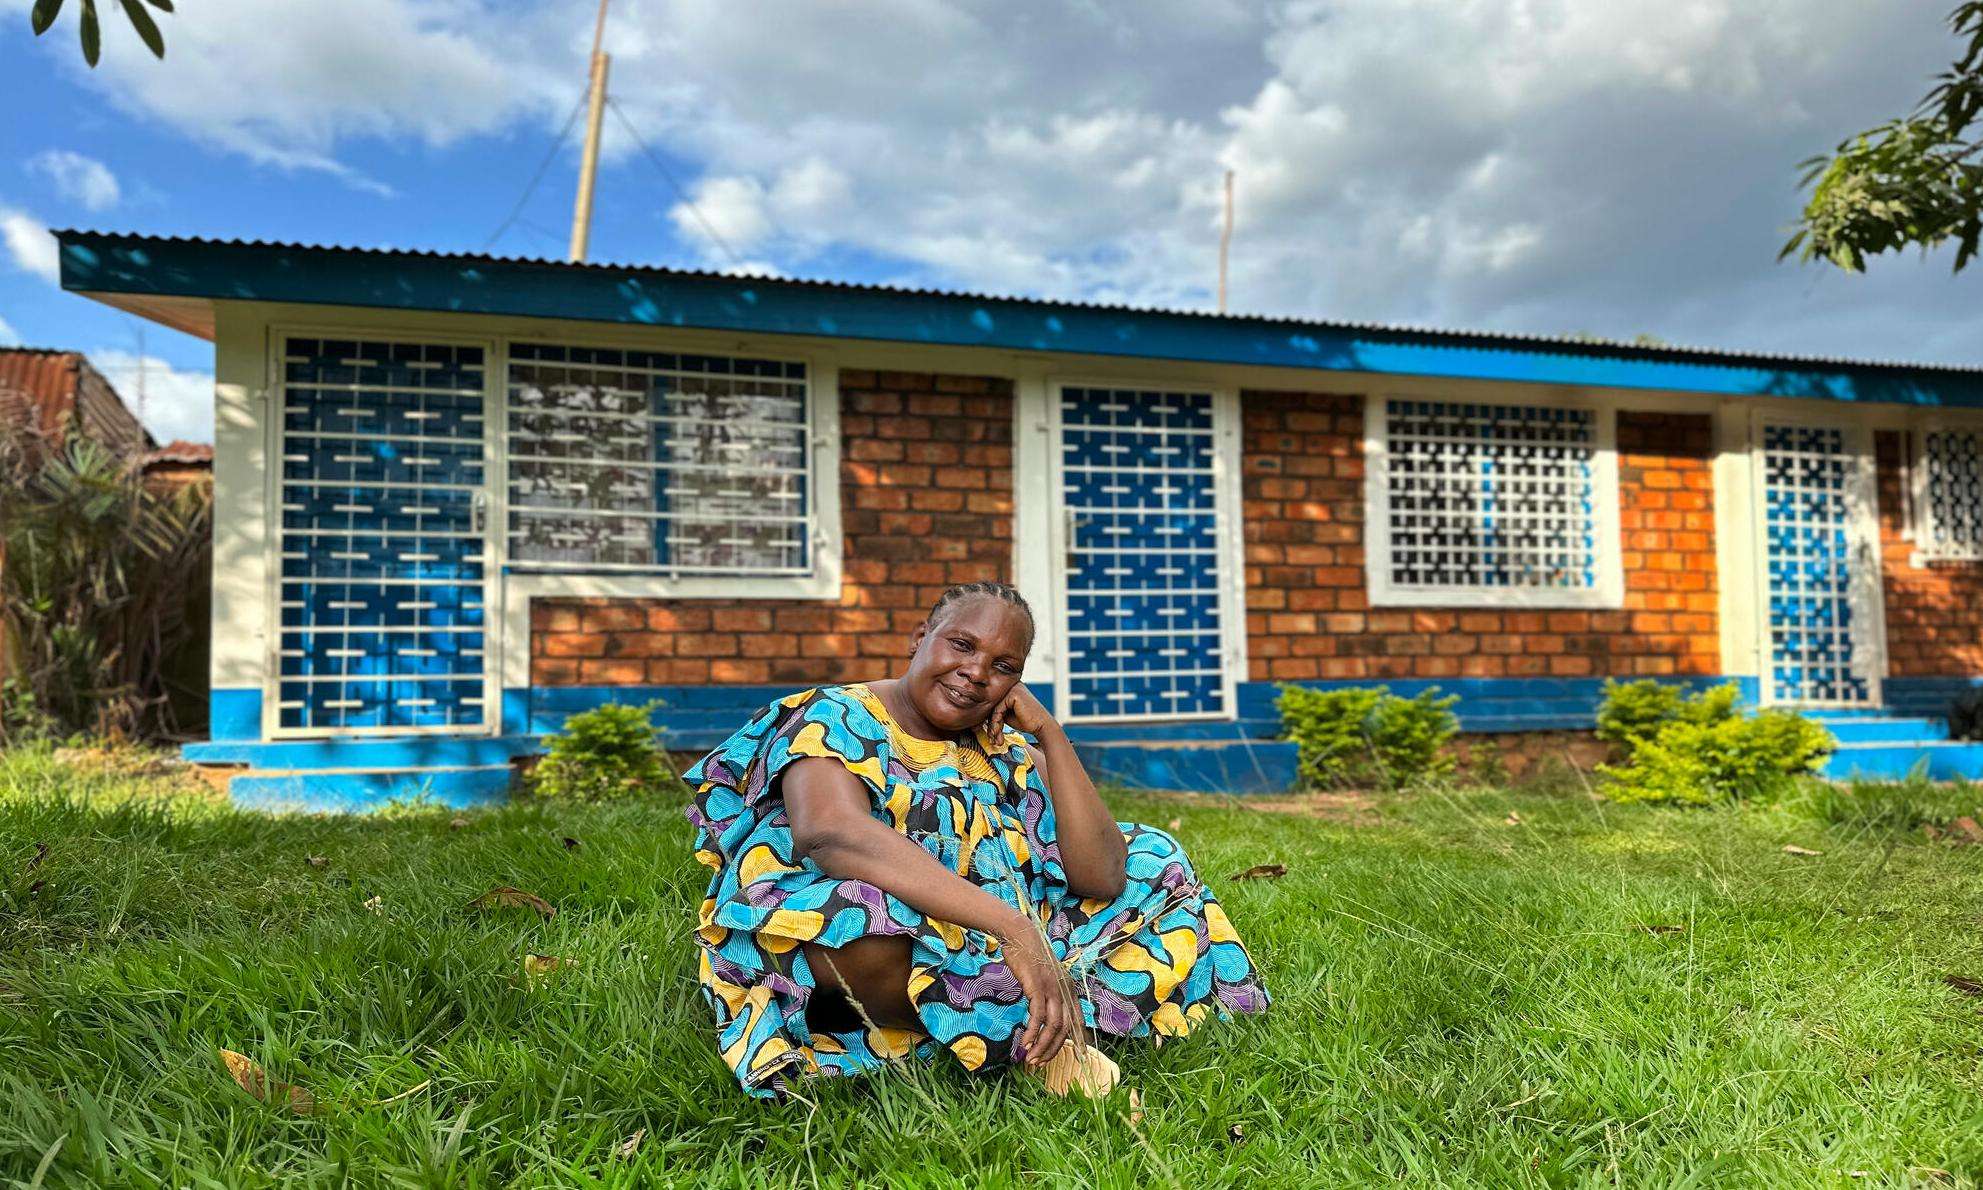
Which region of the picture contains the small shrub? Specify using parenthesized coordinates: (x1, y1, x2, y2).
(1948, 690, 1983, 742)
(1276, 684, 1459, 789)
(1595, 680, 1740, 749)
(1595, 682, 1834, 805)
(527, 702, 683, 802)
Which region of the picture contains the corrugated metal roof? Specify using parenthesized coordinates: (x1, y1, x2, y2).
(0, 348, 85, 440)
(143, 440, 213, 467)
(53, 230, 1983, 378)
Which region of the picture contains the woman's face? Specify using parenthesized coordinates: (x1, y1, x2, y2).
(903, 597, 1032, 734)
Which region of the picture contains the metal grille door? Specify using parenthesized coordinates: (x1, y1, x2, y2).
(274, 336, 491, 735)
(1057, 386, 1231, 722)
(1758, 420, 1879, 707)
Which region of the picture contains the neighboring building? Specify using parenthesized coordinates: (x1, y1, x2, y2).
(142, 439, 215, 488)
(52, 231, 1983, 808)
(0, 347, 153, 461)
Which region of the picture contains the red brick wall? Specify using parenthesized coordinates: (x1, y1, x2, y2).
(1241, 395, 1720, 681)
(529, 371, 1014, 686)
(1875, 430, 1983, 676)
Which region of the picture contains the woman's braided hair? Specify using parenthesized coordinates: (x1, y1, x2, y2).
(927, 581, 1036, 653)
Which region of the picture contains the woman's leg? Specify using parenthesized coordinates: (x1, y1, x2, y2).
(801, 936, 920, 1032)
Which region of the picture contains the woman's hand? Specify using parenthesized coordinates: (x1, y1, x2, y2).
(986, 682, 1056, 741)
(995, 911, 1081, 1067)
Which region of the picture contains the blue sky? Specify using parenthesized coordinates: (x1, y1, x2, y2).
(2, 0, 1979, 445)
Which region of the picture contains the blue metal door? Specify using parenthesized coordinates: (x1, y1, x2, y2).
(1055, 385, 1232, 722)
(274, 336, 491, 735)
(1757, 418, 1881, 707)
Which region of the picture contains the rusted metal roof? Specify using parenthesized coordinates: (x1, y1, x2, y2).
(0, 347, 154, 457)
(143, 440, 214, 467)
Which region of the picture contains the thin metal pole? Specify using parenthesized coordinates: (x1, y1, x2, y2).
(1218, 169, 1233, 313)
(568, 0, 611, 262)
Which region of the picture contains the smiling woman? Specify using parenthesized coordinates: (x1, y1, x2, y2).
(682, 580, 1269, 1099)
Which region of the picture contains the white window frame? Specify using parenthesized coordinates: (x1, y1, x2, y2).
(494, 335, 842, 602)
(1363, 391, 1623, 609)
(1909, 414, 1983, 565)
(1043, 377, 1247, 724)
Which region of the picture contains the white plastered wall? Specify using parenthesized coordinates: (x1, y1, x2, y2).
(209, 302, 271, 693)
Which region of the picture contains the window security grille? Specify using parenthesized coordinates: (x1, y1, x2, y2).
(275, 336, 489, 735)
(1920, 427, 1983, 561)
(1760, 422, 1873, 705)
(1380, 399, 1600, 595)
(504, 344, 810, 575)
(1058, 386, 1229, 721)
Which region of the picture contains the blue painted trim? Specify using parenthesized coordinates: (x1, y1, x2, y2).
(184, 736, 541, 768)
(210, 688, 262, 741)
(1882, 675, 1983, 721)
(230, 767, 514, 812)
(56, 233, 1983, 408)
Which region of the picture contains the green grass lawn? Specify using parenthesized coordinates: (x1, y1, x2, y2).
(3, 746, 1983, 1187)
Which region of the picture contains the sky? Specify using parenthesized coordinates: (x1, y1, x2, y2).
(0, 0, 1977, 446)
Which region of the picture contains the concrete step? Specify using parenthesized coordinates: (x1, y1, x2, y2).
(1808, 717, 1950, 744)
(1073, 739, 1298, 796)
(229, 766, 516, 812)
(1822, 742, 1983, 782)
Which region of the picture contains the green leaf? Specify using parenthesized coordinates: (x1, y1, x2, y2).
(117, 0, 162, 57)
(30, 0, 64, 35)
(78, 0, 99, 65)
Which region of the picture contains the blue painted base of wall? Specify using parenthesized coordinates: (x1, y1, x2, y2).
(193, 672, 1983, 809)
(229, 767, 514, 813)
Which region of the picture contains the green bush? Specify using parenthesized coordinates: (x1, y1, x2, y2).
(527, 702, 684, 802)
(1276, 684, 1459, 789)
(1595, 682, 1834, 805)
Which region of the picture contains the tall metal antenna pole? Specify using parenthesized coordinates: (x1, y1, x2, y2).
(568, 0, 612, 262)
(1218, 169, 1234, 313)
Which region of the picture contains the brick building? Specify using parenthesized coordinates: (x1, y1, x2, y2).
(52, 232, 1983, 807)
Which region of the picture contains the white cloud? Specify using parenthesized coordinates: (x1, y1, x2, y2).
(0, 313, 19, 346)
(54, 0, 563, 193)
(24, 0, 1983, 360)
(87, 350, 214, 445)
(1, 211, 59, 283)
(27, 150, 121, 212)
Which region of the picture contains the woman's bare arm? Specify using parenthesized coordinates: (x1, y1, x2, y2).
(1025, 726, 1128, 901)
(985, 684, 1128, 902)
(781, 755, 1077, 1063)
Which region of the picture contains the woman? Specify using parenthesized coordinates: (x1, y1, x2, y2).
(684, 581, 1268, 1098)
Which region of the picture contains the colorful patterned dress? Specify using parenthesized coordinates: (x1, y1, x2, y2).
(683, 683, 1269, 1098)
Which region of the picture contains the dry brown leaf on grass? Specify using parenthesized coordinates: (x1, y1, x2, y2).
(521, 954, 574, 979)
(361, 896, 384, 915)
(449, 817, 470, 831)
(1639, 924, 1685, 935)
(219, 1049, 315, 1115)
(468, 886, 557, 919)
(1944, 975, 1983, 999)
(1229, 863, 1288, 882)
(1953, 817, 1983, 843)
(560, 836, 582, 851)
(1165, 818, 1181, 832)
(24, 842, 47, 872)
(1226, 1122, 1247, 1146)
(1505, 812, 1523, 826)
(1127, 1088, 1144, 1126)
(1782, 844, 1823, 857)
(304, 855, 328, 869)
(615, 1128, 647, 1160)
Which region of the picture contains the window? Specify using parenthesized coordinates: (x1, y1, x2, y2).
(1367, 396, 1619, 607)
(1917, 425, 1983, 561)
(503, 343, 813, 575)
